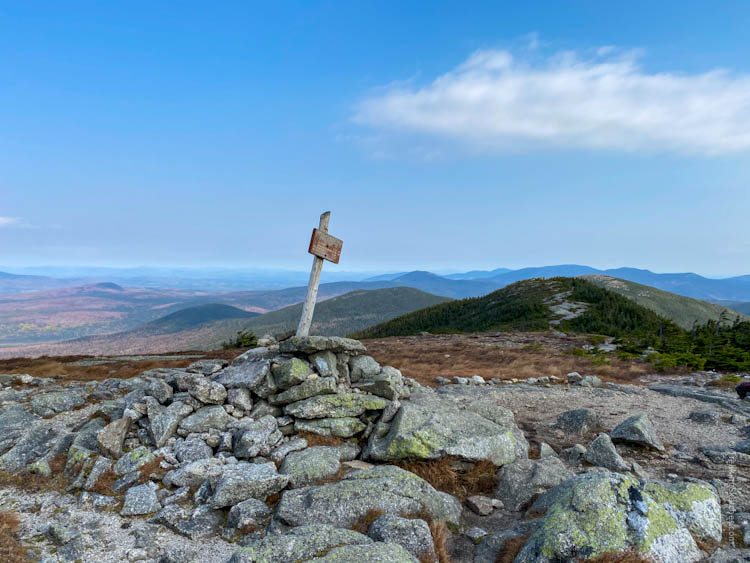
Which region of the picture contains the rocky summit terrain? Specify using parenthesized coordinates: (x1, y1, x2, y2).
(0, 335, 749, 562)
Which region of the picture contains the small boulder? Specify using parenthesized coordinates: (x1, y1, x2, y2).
(121, 484, 161, 516)
(228, 524, 372, 563)
(272, 358, 313, 390)
(495, 456, 574, 511)
(179, 406, 234, 434)
(611, 414, 665, 452)
(284, 394, 387, 419)
(553, 409, 601, 435)
(279, 446, 342, 488)
(97, 418, 131, 459)
(689, 410, 721, 425)
(368, 514, 436, 560)
(211, 462, 290, 507)
(584, 433, 630, 472)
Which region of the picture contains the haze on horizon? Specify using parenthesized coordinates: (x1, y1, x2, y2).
(2, 2, 749, 277)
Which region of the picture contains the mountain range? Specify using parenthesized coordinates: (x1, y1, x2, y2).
(2, 264, 750, 352)
(0, 287, 450, 357)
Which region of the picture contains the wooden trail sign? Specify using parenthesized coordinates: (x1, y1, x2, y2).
(296, 211, 343, 337)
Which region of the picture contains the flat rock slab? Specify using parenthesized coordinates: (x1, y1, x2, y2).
(273, 465, 462, 529)
(30, 391, 85, 417)
(279, 446, 342, 488)
(211, 462, 290, 507)
(294, 417, 366, 438)
(228, 524, 372, 563)
(284, 394, 387, 419)
(365, 388, 526, 465)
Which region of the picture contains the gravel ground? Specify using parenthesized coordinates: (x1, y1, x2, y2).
(0, 487, 237, 563)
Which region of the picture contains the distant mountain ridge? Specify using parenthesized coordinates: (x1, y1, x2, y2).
(0, 287, 450, 356)
(583, 275, 748, 329)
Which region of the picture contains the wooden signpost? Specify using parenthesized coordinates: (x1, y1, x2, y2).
(296, 211, 343, 337)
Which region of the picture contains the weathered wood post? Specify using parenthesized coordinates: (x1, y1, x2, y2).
(296, 211, 343, 337)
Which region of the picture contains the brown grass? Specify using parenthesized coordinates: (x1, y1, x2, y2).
(395, 457, 498, 501)
(428, 520, 451, 563)
(0, 512, 29, 563)
(0, 470, 70, 494)
(495, 535, 528, 563)
(138, 456, 167, 484)
(297, 432, 349, 448)
(365, 333, 674, 388)
(585, 552, 652, 563)
(90, 467, 119, 495)
(351, 509, 385, 534)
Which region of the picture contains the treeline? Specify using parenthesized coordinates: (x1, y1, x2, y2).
(616, 316, 750, 372)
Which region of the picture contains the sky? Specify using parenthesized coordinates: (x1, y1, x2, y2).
(1, 1, 750, 276)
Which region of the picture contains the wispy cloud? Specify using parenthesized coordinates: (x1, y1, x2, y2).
(354, 47, 750, 155)
(0, 217, 20, 227)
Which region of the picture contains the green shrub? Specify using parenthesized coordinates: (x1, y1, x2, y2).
(221, 330, 258, 349)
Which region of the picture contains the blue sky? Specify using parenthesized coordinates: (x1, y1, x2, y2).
(1, 1, 749, 276)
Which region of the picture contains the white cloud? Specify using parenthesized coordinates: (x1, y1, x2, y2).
(0, 217, 19, 227)
(354, 48, 750, 155)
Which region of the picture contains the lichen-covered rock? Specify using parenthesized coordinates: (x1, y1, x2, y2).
(233, 415, 283, 458)
(149, 401, 194, 447)
(170, 505, 224, 540)
(368, 514, 436, 560)
(272, 358, 313, 390)
(307, 542, 417, 562)
(495, 456, 574, 511)
(284, 394, 387, 419)
(349, 355, 381, 383)
(30, 390, 86, 417)
(270, 437, 308, 463)
(354, 367, 410, 400)
(228, 524, 373, 563)
(269, 377, 337, 406)
(279, 446, 341, 488)
(113, 446, 155, 475)
(164, 458, 223, 488)
(279, 336, 367, 355)
(174, 437, 213, 463)
(226, 498, 272, 532)
(214, 360, 275, 397)
(365, 389, 525, 465)
(0, 405, 39, 449)
(309, 351, 339, 378)
(97, 417, 131, 459)
(211, 462, 290, 507)
(553, 409, 601, 435)
(584, 433, 630, 472)
(515, 472, 721, 562)
(179, 406, 234, 434)
(121, 483, 161, 516)
(187, 359, 228, 375)
(612, 414, 665, 452)
(227, 388, 253, 412)
(294, 417, 366, 438)
(273, 465, 462, 529)
(0, 423, 64, 472)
